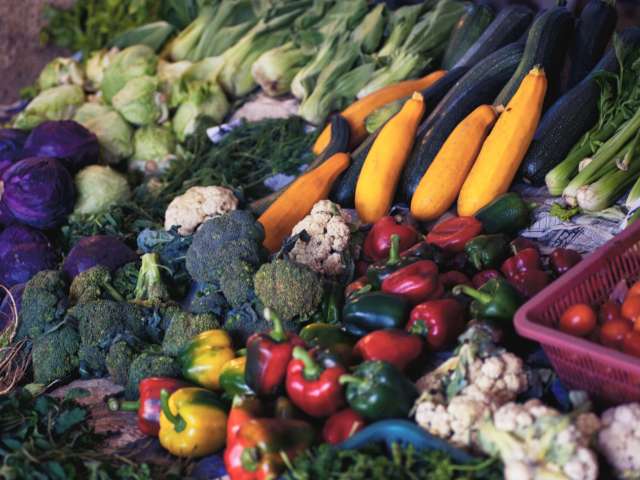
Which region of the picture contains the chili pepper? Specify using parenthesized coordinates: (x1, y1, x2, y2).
(366, 234, 416, 289)
(345, 276, 369, 299)
(342, 291, 411, 337)
(440, 270, 472, 289)
(472, 270, 501, 288)
(380, 260, 441, 304)
(550, 248, 582, 275)
(509, 269, 550, 298)
(453, 278, 523, 322)
(510, 237, 538, 253)
(159, 387, 227, 458)
(464, 234, 510, 270)
(339, 361, 418, 421)
(299, 322, 357, 366)
(322, 408, 365, 445)
(311, 281, 343, 324)
(363, 215, 419, 261)
(180, 330, 235, 390)
(406, 299, 467, 351)
(107, 377, 190, 437)
(224, 418, 314, 480)
(426, 216, 483, 253)
(285, 346, 346, 417)
(500, 247, 541, 279)
(353, 329, 423, 370)
(245, 309, 305, 397)
(220, 356, 254, 398)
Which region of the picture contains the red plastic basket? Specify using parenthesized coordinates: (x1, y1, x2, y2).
(515, 221, 640, 406)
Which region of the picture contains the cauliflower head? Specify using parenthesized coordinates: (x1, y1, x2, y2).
(164, 186, 238, 236)
(597, 403, 640, 480)
(289, 200, 351, 276)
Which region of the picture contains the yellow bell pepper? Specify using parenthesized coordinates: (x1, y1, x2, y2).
(159, 387, 227, 457)
(179, 329, 235, 390)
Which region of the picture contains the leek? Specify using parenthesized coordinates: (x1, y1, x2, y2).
(377, 4, 425, 58)
(251, 42, 312, 96)
(352, 4, 386, 54)
(166, 6, 215, 61)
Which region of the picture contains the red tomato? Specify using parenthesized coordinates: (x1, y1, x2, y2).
(628, 280, 640, 298)
(622, 331, 640, 358)
(559, 304, 597, 337)
(600, 319, 633, 349)
(599, 301, 622, 324)
(425, 217, 483, 253)
(621, 295, 640, 322)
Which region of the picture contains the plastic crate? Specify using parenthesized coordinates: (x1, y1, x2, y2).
(514, 221, 640, 405)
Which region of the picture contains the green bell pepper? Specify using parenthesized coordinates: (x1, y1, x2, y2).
(339, 361, 418, 420)
(311, 281, 344, 324)
(299, 323, 357, 365)
(342, 291, 411, 337)
(474, 192, 532, 235)
(453, 278, 523, 322)
(464, 234, 510, 270)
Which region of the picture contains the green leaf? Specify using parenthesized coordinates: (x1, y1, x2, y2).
(54, 407, 87, 435)
(2, 438, 23, 450)
(45, 462, 67, 480)
(64, 388, 91, 402)
(550, 202, 581, 221)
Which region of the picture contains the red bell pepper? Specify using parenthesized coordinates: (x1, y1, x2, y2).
(322, 408, 365, 445)
(500, 248, 542, 279)
(353, 329, 423, 370)
(285, 346, 346, 417)
(363, 215, 419, 261)
(226, 396, 263, 446)
(440, 270, 471, 289)
(380, 260, 441, 304)
(426, 216, 482, 252)
(245, 308, 305, 397)
(406, 299, 466, 351)
(472, 270, 501, 288)
(107, 377, 189, 437)
(550, 248, 582, 275)
(510, 237, 538, 253)
(345, 276, 369, 299)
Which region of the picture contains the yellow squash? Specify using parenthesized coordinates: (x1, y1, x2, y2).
(258, 152, 350, 252)
(312, 71, 446, 154)
(411, 104, 500, 221)
(457, 67, 547, 216)
(355, 92, 426, 224)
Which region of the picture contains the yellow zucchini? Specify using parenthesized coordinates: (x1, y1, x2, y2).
(411, 104, 500, 221)
(457, 66, 546, 216)
(355, 92, 425, 224)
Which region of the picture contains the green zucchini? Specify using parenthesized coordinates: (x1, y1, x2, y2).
(453, 5, 533, 68)
(442, 3, 495, 70)
(474, 193, 531, 235)
(494, 6, 573, 109)
(399, 42, 524, 202)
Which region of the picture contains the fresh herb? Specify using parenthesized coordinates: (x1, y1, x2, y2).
(283, 442, 502, 480)
(550, 202, 581, 222)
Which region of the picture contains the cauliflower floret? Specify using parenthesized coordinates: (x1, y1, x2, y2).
(467, 352, 528, 405)
(289, 200, 351, 276)
(597, 403, 640, 479)
(164, 186, 238, 236)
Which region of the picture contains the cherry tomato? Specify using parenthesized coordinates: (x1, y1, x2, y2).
(599, 300, 622, 324)
(622, 331, 640, 358)
(426, 217, 482, 253)
(621, 295, 640, 322)
(629, 280, 640, 298)
(559, 304, 597, 337)
(600, 318, 633, 349)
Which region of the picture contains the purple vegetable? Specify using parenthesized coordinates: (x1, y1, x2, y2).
(23, 121, 100, 173)
(1, 157, 76, 229)
(63, 235, 137, 278)
(0, 225, 57, 288)
(0, 128, 28, 176)
(0, 282, 25, 333)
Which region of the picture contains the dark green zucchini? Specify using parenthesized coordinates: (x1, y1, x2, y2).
(442, 3, 495, 70)
(329, 66, 470, 208)
(567, 0, 617, 89)
(519, 27, 640, 185)
(494, 6, 573, 109)
(453, 5, 533, 68)
(399, 42, 524, 202)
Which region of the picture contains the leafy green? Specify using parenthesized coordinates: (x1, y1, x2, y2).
(549, 202, 581, 221)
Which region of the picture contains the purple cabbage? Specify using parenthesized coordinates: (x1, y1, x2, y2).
(23, 121, 100, 173)
(1, 157, 76, 229)
(63, 235, 137, 279)
(0, 225, 57, 288)
(0, 129, 28, 176)
(0, 282, 25, 333)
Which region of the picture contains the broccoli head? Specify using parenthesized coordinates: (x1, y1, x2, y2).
(112, 261, 139, 301)
(126, 350, 181, 399)
(105, 340, 137, 385)
(224, 302, 299, 346)
(68, 265, 125, 305)
(134, 253, 170, 305)
(161, 306, 219, 356)
(183, 282, 227, 316)
(31, 325, 80, 384)
(253, 259, 323, 322)
(16, 270, 69, 340)
(219, 260, 256, 308)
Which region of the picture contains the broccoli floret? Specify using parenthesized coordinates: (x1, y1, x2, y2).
(134, 253, 170, 305)
(161, 306, 219, 356)
(16, 270, 69, 340)
(69, 265, 125, 305)
(224, 302, 298, 346)
(105, 340, 137, 385)
(183, 282, 227, 316)
(31, 325, 80, 384)
(253, 259, 323, 322)
(112, 261, 140, 301)
(126, 350, 180, 399)
(219, 260, 256, 308)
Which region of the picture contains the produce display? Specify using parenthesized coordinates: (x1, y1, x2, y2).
(3, 0, 640, 479)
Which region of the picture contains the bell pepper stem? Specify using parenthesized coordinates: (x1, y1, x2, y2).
(264, 308, 286, 342)
(387, 234, 401, 265)
(240, 447, 259, 472)
(107, 397, 139, 412)
(409, 319, 430, 337)
(452, 284, 492, 305)
(339, 374, 364, 386)
(160, 389, 186, 433)
(292, 346, 321, 380)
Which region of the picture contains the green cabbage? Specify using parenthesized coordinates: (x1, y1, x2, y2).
(112, 76, 167, 126)
(13, 85, 85, 130)
(172, 82, 229, 142)
(85, 49, 119, 91)
(37, 57, 85, 91)
(73, 165, 130, 216)
(100, 45, 158, 103)
(130, 124, 177, 174)
(73, 103, 133, 163)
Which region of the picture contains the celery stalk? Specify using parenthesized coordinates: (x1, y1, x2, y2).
(577, 158, 640, 212)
